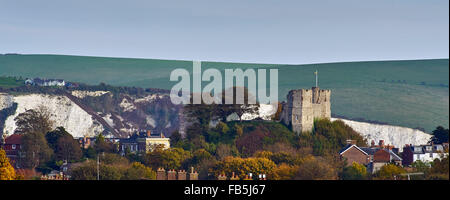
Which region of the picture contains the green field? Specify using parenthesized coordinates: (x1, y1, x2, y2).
(0, 54, 448, 132)
(0, 76, 24, 89)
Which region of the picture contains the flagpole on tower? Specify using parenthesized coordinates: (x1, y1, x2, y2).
(314, 70, 318, 88)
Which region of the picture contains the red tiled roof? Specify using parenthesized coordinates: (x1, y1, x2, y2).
(5, 134, 22, 144)
(373, 149, 390, 163)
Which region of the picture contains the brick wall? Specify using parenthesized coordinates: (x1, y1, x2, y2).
(341, 146, 369, 166)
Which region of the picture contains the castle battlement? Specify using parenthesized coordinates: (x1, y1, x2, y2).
(281, 86, 331, 134)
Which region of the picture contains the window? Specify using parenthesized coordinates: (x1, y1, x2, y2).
(12, 144, 16, 150)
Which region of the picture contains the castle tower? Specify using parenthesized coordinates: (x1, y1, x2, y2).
(281, 70, 331, 134)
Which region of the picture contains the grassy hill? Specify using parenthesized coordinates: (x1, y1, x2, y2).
(0, 54, 448, 132)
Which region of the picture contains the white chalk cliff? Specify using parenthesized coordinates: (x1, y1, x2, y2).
(2, 93, 104, 137)
(331, 118, 431, 150)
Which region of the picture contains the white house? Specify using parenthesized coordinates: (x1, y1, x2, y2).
(412, 144, 448, 163)
(25, 78, 65, 87)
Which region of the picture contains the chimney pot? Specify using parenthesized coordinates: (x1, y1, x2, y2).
(379, 140, 385, 147)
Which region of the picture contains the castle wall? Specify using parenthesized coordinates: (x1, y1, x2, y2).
(281, 87, 331, 134)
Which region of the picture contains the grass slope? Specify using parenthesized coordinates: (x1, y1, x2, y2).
(0, 54, 448, 132)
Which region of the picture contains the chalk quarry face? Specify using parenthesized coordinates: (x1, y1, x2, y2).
(2, 93, 104, 137)
(1, 91, 182, 138)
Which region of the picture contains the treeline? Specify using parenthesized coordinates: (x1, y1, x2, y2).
(0, 80, 169, 97)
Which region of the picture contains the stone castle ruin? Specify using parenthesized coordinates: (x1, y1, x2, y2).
(280, 71, 331, 134)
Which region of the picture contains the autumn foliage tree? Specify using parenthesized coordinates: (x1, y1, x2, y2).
(341, 162, 368, 180)
(0, 148, 16, 180)
(123, 162, 156, 180)
(143, 147, 192, 170)
(375, 164, 406, 180)
(269, 163, 299, 180)
(295, 156, 337, 180)
(214, 156, 276, 179)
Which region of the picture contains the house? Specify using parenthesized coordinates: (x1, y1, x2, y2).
(25, 78, 65, 87)
(119, 130, 170, 155)
(78, 136, 94, 149)
(403, 143, 448, 164)
(1, 134, 23, 168)
(339, 140, 370, 166)
(339, 140, 402, 173)
(369, 148, 403, 173)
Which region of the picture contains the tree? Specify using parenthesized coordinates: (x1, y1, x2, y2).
(428, 155, 449, 180)
(45, 127, 82, 162)
(143, 148, 191, 170)
(216, 122, 230, 134)
(215, 143, 237, 161)
(94, 133, 114, 153)
(56, 135, 82, 162)
(99, 164, 122, 180)
(123, 162, 156, 180)
(192, 149, 213, 165)
(303, 119, 367, 156)
(269, 163, 298, 180)
(214, 156, 276, 179)
(46, 127, 71, 150)
(0, 148, 16, 180)
(14, 107, 54, 169)
(431, 126, 449, 144)
(217, 87, 259, 122)
(20, 131, 53, 169)
(234, 124, 243, 137)
(341, 162, 368, 180)
(14, 106, 53, 135)
(375, 164, 406, 180)
(411, 160, 430, 174)
(295, 156, 337, 180)
(70, 162, 97, 180)
(235, 126, 267, 156)
(83, 146, 97, 159)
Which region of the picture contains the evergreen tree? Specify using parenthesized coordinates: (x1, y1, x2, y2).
(431, 126, 449, 144)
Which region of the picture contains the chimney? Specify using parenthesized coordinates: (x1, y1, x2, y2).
(379, 140, 385, 148)
(177, 170, 186, 180)
(189, 167, 198, 180)
(156, 168, 166, 180)
(167, 169, 176, 180)
(346, 139, 357, 145)
(230, 172, 239, 180)
(146, 130, 151, 137)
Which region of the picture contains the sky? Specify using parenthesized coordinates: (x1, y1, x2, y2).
(0, 0, 448, 64)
